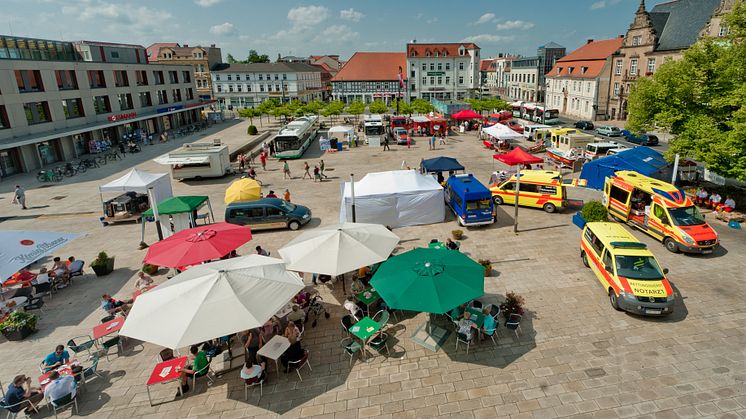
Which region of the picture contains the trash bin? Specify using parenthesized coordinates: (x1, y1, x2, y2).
(330, 138, 338, 150)
(337, 141, 344, 151)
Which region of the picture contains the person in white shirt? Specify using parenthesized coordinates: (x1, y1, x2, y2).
(239, 358, 265, 381)
(721, 196, 736, 213)
(343, 296, 362, 320)
(457, 311, 478, 341)
(32, 268, 50, 285)
(695, 188, 709, 206)
(43, 371, 76, 403)
(709, 193, 722, 209)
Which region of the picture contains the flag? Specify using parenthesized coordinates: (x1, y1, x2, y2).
(398, 66, 405, 89)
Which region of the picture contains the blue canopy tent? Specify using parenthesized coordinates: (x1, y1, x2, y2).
(580, 147, 671, 190)
(420, 157, 465, 174)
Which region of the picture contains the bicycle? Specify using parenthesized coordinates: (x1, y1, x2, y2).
(106, 150, 122, 162)
(82, 158, 99, 169)
(37, 169, 62, 183)
(96, 153, 108, 165)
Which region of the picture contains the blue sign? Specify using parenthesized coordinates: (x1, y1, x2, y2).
(157, 105, 184, 114)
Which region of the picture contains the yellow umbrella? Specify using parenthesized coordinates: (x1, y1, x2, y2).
(224, 178, 261, 204)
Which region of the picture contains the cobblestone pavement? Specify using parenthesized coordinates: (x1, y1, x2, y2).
(1, 120, 745, 419)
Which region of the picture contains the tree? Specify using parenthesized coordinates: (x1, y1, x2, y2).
(345, 100, 365, 121)
(397, 100, 414, 116)
(626, 2, 746, 181)
(247, 49, 270, 63)
(411, 98, 433, 114)
(305, 100, 325, 115)
(323, 100, 345, 123)
(368, 100, 389, 114)
(226, 54, 238, 64)
(237, 108, 260, 126)
(256, 99, 279, 124)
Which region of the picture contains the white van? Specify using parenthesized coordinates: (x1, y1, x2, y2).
(584, 141, 625, 160)
(523, 124, 551, 140)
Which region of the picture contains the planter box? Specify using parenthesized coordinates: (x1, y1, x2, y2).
(92, 257, 115, 277)
(572, 213, 587, 229)
(2, 325, 35, 341)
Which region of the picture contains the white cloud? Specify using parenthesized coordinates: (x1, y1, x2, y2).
(340, 8, 364, 22)
(288, 5, 329, 28)
(461, 34, 514, 44)
(495, 20, 535, 31)
(591, 0, 606, 9)
(194, 0, 221, 7)
(60, 1, 178, 38)
(209, 22, 236, 36)
(474, 13, 496, 25)
(426, 17, 439, 24)
(314, 25, 359, 43)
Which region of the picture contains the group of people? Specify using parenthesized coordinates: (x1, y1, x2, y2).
(694, 188, 736, 212)
(7, 255, 82, 291)
(450, 301, 497, 344)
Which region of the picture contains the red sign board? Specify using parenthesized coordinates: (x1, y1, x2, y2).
(108, 112, 137, 122)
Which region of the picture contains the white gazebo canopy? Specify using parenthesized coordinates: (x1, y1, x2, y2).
(482, 123, 524, 141)
(99, 168, 173, 205)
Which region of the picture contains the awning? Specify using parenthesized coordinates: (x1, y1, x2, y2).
(154, 155, 210, 165)
(411, 116, 430, 123)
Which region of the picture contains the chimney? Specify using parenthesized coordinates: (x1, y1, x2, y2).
(184, 44, 189, 47)
(211, 44, 216, 47)
(586, 39, 594, 44)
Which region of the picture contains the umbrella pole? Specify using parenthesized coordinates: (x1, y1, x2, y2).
(350, 174, 356, 223)
(514, 169, 521, 234)
(206, 198, 215, 223)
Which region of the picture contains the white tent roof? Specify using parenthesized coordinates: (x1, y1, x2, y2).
(328, 125, 354, 133)
(99, 168, 173, 204)
(342, 170, 442, 198)
(411, 116, 430, 123)
(482, 124, 525, 141)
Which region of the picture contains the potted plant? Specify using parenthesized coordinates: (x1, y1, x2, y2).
(478, 259, 492, 277)
(573, 200, 609, 228)
(499, 291, 525, 317)
(142, 264, 158, 275)
(451, 229, 464, 240)
(91, 251, 115, 276)
(0, 311, 38, 341)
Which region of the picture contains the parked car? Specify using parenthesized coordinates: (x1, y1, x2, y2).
(225, 198, 311, 231)
(392, 127, 413, 145)
(501, 120, 524, 134)
(621, 130, 659, 146)
(574, 120, 595, 130)
(596, 125, 622, 137)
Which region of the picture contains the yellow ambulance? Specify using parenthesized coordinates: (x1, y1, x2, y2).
(489, 170, 586, 213)
(580, 222, 674, 316)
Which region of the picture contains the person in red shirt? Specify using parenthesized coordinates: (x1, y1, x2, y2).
(259, 151, 267, 170)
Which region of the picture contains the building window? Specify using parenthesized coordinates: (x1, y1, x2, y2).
(258, 74, 263, 81)
(274, 74, 279, 81)
(61, 98, 83, 119)
(410, 83, 416, 91)
(227, 74, 232, 81)
(646, 58, 656, 74)
(421, 77, 426, 85)
(458, 62, 464, 70)
(260, 85, 265, 92)
(421, 63, 426, 71)
(217, 84, 222, 92)
(15, 70, 45, 93)
(228, 85, 234, 93)
(615, 60, 622, 76)
(632, 36, 642, 46)
(437, 63, 442, 71)
(445, 76, 450, 85)
(157, 90, 168, 104)
(169, 71, 179, 84)
(114, 70, 129, 87)
(429, 63, 434, 71)
(182, 71, 191, 83)
(55, 70, 78, 90)
(110, 51, 120, 59)
(153, 71, 165, 85)
(445, 62, 450, 71)
(275, 84, 281, 92)
(92, 96, 111, 114)
(458, 76, 464, 84)
(283, 74, 287, 80)
(613, 82, 620, 96)
(719, 25, 729, 37)
(186, 88, 194, 100)
(429, 77, 435, 85)
(411, 51, 416, 57)
(117, 93, 133, 110)
(437, 77, 442, 85)
(136, 70, 148, 86)
(629, 58, 638, 76)
(86, 70, 106, 88)
(0, 105, 9, 129)
(23, 101, 51, 124)
(216, 74, 221, 81)
(237, 84, 242, 92)
(139, 91, 152, 107)
(172, 89, 182, 102)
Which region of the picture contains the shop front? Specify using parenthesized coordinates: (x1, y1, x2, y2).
(0, 148, 22, 177)
(37, 140, 62, 166)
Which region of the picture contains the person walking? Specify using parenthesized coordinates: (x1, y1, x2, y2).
(282, 160, 291, 179)
(13, 185, 27, 210)
(283, 189, 291, 202)
(430, 134, 436, 150)
(319, 159, 328, 179)
(259, 151, 267, 171)
(383, 135, 390, 151)
(406, 134, 411, 149)
(302, 161, 312, 179)
(238, 154, 246, 172)
(313, 165, 321, 182)
(268, 141, 275, 156)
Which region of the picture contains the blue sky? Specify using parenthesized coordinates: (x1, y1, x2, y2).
(2, 0, 669, 60)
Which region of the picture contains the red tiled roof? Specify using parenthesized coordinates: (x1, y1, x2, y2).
(331, 52, 407, 82)
(547, 37, 623, 79)
(146, 42, 179, 61)
(480, 59, 495, 71)
(406, 43, 479, 58)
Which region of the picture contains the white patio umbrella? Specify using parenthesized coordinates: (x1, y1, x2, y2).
(278, 222, 399, 276)
(120, 255, 303, 349)
(0, 230, 81, 281)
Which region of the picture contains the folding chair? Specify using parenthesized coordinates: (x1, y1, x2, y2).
(67, 335, 97, 357)
(244, 374, 265, 401)
(369, 332, 390, 356)
(48, 392, 78, 419)
(192, 360, 216, 389)
(340, 337, 362, 366)
(455, 327, 474, 355)
(286, 350, 312, 381)
(505, 313, 522, 339)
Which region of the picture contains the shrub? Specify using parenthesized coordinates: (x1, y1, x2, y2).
(91, 251, 110, 268)
(247, 125, 258, 135)
(499, 291, 525, 316)
(451, 229, 464, 240)
(581, 200, 608, 222)
(142, 264, 158, 275)
(478, 259, 492, 276)
(0, 311, 38, 332)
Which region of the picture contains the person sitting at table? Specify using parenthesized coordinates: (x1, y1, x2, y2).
(450, 304, 466, 321)
(350, 277, 366, 294)
(343, 295, 363, 320)
(241, 328, 264, 365)
(43, 370, 77, 403)
(4, 375, 43, 415)
(240, 357, 266, 382)
(49, 257, 70, 288)
(481, 307, 497, 341)
(66, 256, 84, 274)
(177, 344, 209, 395)
(13, 268, 36, 284)
(101, 294, 133, 316)
(260, 317, 282, 342)
(32, 268, 50, 286)
(287, 305, 305, 324)
(283, 321, 301, 341)
(457, 311, 479, 343)
(43, 345, 70, 372)
(709, 192, 722, 209)
(719, 196, 736, 213)
(445, 238, 459, 250)
(293, 291, 310, 308)
(134, 272, 154, 290)
(280, 336, 304, 372)
(357, 265, 371, 281)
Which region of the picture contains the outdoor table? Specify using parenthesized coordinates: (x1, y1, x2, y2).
(38, 360, 80, 391)
(428, 242, 446, 250)
(1, 296, 28, 311)
(146, 356, 188, 406)
(356, 288, 380, 314)
(257, 335, 290, 379)
(93, 317, 125, 341)
(348, 317, 382, 361)
(465, 306, 485, 328)
(274, 302, 294, 319)
(133, 285, 157, 301)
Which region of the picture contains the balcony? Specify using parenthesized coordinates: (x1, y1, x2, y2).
(622, 70, 638, 82)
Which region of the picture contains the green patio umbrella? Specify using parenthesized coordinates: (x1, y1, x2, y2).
(370, 248, 484, 315)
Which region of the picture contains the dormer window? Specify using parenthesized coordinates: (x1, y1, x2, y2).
(434, 51, 439, 57)
(443, 51, 448, 57)
(411, 50, 417, 57)
(581, 67, 588, 74)
(426, 51, 431, 57)
(557, 67, 561, 75)
(458, 46, 465, 56)
(568, 67, 574, 74)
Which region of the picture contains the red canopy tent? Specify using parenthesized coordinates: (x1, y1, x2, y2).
(451, 109, 482, 120)
(493, 148, 545, 233)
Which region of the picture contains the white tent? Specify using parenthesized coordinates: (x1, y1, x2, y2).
(327, 125, 354, 143)
(340, 170, 445, 228)
(99, 168, 173, 206)
(482, 123, 524, 141)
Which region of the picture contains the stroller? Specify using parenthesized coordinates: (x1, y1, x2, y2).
(304, 293, 331, 328)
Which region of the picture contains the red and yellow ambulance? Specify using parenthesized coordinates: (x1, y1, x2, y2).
(489, 170, 586, 213)
(603, 171, 718, 253)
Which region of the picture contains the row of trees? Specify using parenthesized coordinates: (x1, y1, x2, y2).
(464, 97, 510, 114)
(626, 2, 746, 181)
(226, 50, 270, 64)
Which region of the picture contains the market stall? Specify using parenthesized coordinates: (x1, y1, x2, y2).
(98, 168, 173, 225)
(140, 196, 215, 243)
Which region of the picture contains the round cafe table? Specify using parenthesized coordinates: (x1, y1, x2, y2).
(1, 296, 28, 311)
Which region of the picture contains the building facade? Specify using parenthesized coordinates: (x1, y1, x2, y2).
(480, 59, 496, 93)
(146, 43, 222, 100)
(211, 62, 322, 110)
(331, 52, 406, 104)
(493, 54, 517, 98)
(546, 37, 624, 121)
(700, 0, 737, 38)
(406, 42, 481, 101)
(608, 0, 722, 120)
(507, 57, 540, 102)
(0, 35, 208, 176)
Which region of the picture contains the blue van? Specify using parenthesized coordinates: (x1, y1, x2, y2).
(445, 174, 494, 226)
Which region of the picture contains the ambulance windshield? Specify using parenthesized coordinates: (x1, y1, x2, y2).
(668, 206, 705, 226)
(615, 255, 664, 280)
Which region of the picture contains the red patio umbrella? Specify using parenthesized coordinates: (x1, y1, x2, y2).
(451, 109, 482, 120)
(143, 222, 252, 268)
(493, 148, 545, 233)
